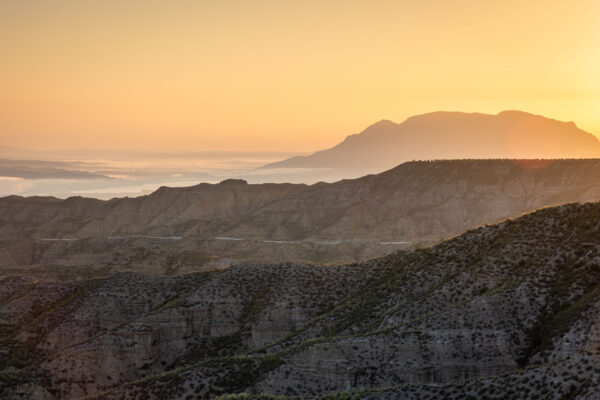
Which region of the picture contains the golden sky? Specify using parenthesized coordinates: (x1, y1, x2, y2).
(1, 0, 599, 152)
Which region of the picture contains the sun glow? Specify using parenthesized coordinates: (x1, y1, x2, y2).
(0, 0, 599, 152)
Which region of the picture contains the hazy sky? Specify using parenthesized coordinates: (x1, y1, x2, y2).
(1, 0, 599, 152)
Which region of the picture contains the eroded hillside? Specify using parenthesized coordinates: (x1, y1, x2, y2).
(2, 203, 600, 399)
(3, 159, 600, 279)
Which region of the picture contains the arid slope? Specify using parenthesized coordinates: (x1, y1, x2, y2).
(2, 203, 600, 399)
(3, 159, 600, 278)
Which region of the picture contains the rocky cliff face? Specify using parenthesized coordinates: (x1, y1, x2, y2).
(3, 159, 600, 278)
(3, 203, 600, 399)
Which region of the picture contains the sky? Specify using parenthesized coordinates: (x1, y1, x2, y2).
(0, 0, 599, 152)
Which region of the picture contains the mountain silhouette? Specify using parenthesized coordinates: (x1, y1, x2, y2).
(262, 110, 600, 176)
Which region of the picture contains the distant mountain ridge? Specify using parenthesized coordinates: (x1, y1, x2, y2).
(263, 110, 600, 176)
(4, 159, 600, 278)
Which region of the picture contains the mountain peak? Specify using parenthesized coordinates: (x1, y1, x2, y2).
(497, 109, 579, 128)
(497, 109, 531, 116)
(261, 110, 600, 176)
(496, 109, 544, 120)
(364, 119, 397, 130)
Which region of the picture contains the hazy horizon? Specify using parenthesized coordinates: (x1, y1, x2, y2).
(2, 1, 600, 196)
(0, 147, 314, 199)
(3, 109, 600, 199)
